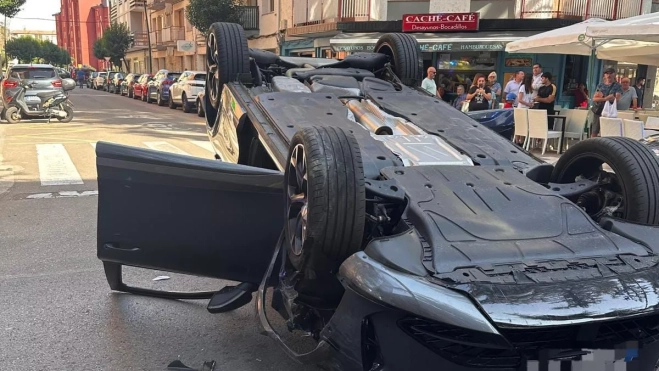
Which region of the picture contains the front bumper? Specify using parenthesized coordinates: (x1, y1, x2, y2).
(333, 251, 659, 369)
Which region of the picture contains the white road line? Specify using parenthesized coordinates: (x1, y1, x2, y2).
(190, 140, 215, 153)
(36, 144, 84, 186)
(143, 141, 190, 156)
(25, 190, 98, 199)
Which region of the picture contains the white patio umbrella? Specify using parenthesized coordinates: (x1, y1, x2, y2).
(584, 12, 659, 65)
(505, 18, 609, 56)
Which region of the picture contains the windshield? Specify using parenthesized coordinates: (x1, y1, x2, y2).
(167, 73, 181, 80)
(193, 74, 206, 81)
(9, 67, 56, 80)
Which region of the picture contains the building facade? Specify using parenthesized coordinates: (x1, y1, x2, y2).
(9, 29, 58, 44)
(258, 0, 654, 108)
(54, 0, 110, 70)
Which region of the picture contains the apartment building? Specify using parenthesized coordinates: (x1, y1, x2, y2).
(55, 0, 110, 70)
(245, 0, 653, 108)
(109, 0, 152, 73)
(10, 29, 58, 44)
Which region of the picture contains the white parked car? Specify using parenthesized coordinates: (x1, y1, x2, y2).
(168, 70, 206, 113)
(94, 72, 107, 90)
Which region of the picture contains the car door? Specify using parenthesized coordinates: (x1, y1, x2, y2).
(171, 72, 186, 102)
(96, 141, 285, 289)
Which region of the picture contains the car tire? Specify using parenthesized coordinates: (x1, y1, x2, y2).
(56, 106, 74, 123)
(197, 98, 204, 117)
(284, 126, 366, 274)
(374, 33, 423, 86)
(146, 89, 153, 103)
(168, 95, 177, 109)
(182, 93, 192, 113)
(205, 22, 250, 125)
(157, 91, 165, 106)
(128, 89, 133, 98)
(4, 106, 20, 124)
(550, 137, 659, 225)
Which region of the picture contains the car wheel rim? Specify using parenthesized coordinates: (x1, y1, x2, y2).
(286, 144, 308, 256)
(206, 33, 220, 104)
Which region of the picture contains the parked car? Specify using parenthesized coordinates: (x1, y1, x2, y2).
(168, 70, 206, 113)
(107, 72, 124, 94)
(145, 69, 182, 106)
(94, 23, 659, 370)
(93, 72, 107, 90)
(196, 90, 205, 117)
(120, 73, 141, 97)
(87, 72, 98, 88)
(1, 64, 65, 118)
(133, 74, 153, 101)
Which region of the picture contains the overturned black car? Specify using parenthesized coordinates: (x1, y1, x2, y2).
(95, 23, 659, 371)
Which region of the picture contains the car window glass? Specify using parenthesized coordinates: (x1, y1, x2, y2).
(9, 68, 56, 79)
(193, 74, 206, 81)
(168, 73, 181, 80)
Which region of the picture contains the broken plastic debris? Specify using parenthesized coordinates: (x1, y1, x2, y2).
(153, 275, 170, 281)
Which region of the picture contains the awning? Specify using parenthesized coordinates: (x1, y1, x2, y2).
(330, 31, 540, 53)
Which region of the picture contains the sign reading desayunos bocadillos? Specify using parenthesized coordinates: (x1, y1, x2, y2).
(402, 13, 480, 33)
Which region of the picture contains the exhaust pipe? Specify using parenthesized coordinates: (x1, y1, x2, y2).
(345, 99, 425, 136)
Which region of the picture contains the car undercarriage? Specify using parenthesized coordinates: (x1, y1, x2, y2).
(95, 22, 659, 371)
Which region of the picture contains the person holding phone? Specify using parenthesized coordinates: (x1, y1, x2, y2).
(466, 74, 492, 112)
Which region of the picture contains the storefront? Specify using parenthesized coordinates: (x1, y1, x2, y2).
(326, 14, 593, 108)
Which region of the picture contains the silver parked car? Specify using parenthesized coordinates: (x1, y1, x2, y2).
(1, 64, 64, 116)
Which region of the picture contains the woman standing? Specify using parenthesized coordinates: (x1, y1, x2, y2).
(488, 72, 501, 109)
(517, 74, 536, 109)
(466, 73, 492, 112)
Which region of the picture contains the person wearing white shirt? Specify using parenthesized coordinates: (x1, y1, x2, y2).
(518, 75, 537, 109)
(421, 67, 440, 98)
(531, 63, 543, 91)
(503, 71, 524, 107)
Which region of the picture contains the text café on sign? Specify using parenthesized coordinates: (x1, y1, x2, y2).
(402, 13, 480, 33)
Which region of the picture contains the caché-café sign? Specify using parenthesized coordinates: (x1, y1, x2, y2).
(402, 12, 480, 32)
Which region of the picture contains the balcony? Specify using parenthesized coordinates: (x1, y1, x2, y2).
(162, 26, 185, 43)
(238, 6, 259, 30)
(150, 30, 163, 45)
(519, 0, 643, 20)
(146, 0, 166, 11)
(163, 0, 184, 3)
(130, 31, 149, 50)
(290, 0, 373, 36)
(129, 0, 146, 10)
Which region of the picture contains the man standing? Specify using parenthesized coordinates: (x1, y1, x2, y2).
(421, 67, 440, 98)
(617, 77, 638, 110)
(452, 85, 467, 110)
(534, 72, 557, 128)
(76, 69, 85, 88)
(634, 77, 645, 108)
(531, 63, 543, 91)
(503, 71, 524, 107)
(590, 68, 622, 137)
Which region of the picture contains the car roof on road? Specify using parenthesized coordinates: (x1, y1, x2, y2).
(10, 64, 54, 69)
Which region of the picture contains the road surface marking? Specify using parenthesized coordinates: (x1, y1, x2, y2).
(25, 190, 98, 199)
(36, 144, 84, 186)
(144, 141, 190, 155)
(0, 125, 14, 195)
(190, 140, 214, 153)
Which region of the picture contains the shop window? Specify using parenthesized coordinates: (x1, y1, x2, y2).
(435, 51, 497, 94)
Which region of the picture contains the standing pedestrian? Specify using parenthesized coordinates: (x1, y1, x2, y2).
(421, 67, 440, 98)
(589, 68, 622, 137)
(531, 63, 543, 91)
(488, 72, 501, 109)
(634, 77, 645, 108)
(534, 72, 557, 129)
(517, 74, 536, 109)
(617, 77, 638, 111)
(76, 69, 85, 88)
(452, 85, 467, 110)
(504, 71, 524, 107)
(466, 73, 492, 112)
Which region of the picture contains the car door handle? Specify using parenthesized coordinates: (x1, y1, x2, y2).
(103, 242, 140, 252)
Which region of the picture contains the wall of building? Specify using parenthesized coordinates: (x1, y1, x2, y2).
(387, 2, 430, 21)
(471, 0, 516, 19)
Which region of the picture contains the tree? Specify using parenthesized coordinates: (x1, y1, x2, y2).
(93, 38, 108, 61)
(0, 0, 26, 18)
(185, 0, 243, 34)
(101, 22, 132, 71)
(5, 36, 40, 63)
(40, 40, 62, 65)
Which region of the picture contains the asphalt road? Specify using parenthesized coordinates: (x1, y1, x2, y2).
(0, 87, 320, 371)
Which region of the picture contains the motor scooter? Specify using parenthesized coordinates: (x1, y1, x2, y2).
(4, 77, 76, 124)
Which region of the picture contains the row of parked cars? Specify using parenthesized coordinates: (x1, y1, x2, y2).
(86, 69, 206, 116)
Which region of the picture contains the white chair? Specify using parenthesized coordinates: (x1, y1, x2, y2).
(513, 108, 529, 149)
(617, 111, 635, 120)
(599, 117, 623, 137)
(646, 116, 659, 130)
(526, 109, 562, 155)
(622, 119, 646, 140)
(564, 109, 588, 142)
